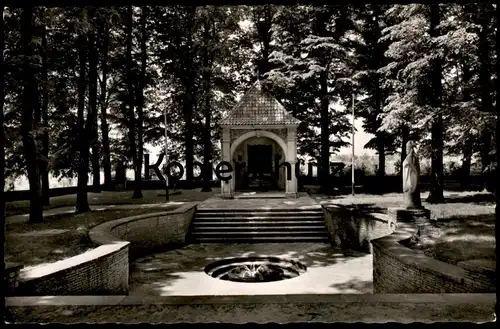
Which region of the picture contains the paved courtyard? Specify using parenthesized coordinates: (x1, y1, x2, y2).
(128, 243, 373, 296)
(197, 193, 322, 210)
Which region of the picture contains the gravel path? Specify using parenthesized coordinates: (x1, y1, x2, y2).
(6, 203, 182, 224)
(7, 294, 496, 324)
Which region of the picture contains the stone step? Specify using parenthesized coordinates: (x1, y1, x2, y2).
(235, 195, 287, 199)
(190, 231, 328, 238)
(196, 208, 323, 213)
(192, 225, 327, 232)
(190, 236, 330, 243)
(193, 216, 324, 222)
(192, 220, 325, 226)
(190, 206, 328, 243)
(195, 211, 323, 218)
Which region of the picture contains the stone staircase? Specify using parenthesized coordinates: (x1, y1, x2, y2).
(189, 208, 329, 243)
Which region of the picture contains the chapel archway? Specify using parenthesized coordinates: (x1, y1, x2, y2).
(218, 80, 301, 199)
(231, 132, 288, 191)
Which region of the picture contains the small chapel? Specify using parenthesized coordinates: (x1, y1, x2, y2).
(218, 80, 301, 199)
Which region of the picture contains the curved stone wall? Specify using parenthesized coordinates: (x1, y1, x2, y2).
(90, 202, 197, 259)
(16, 242, 129, 296)
(322, 204, 396, 253)
(14, 202, 197, 296)
(372, 223, 496, 293)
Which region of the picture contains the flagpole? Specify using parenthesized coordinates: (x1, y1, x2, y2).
(352, 93, 355, 196)
(164, 108, 169, 202)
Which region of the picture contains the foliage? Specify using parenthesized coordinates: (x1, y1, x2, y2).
(1, 5, 496, 205)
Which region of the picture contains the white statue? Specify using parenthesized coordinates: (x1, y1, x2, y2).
(402, 140, 422, 208)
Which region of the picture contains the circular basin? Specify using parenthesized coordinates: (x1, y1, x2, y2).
(204, 257, 307, 283)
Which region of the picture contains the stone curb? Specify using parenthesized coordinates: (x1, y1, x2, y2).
(6, 293, 496, 307)
(89, 202, 198, 246)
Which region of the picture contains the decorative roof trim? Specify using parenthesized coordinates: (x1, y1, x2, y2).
(219, 80, 301, 126)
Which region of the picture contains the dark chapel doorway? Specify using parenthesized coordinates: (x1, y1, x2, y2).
(247, 144, 272, 190)
(248, 144, 272, 175)
(235, 144, 283, 191)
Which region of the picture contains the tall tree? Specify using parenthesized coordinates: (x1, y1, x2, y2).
(88, 7, 100, 192)
(98, 11, 112, 189)
(352, 4, 396, 192)
(496, 3, 499, 215)
(315, 7, 333, 193)
(39, 9, 50, 205)
(134, 6, 147, 198)
(474, 3, 495, 187)
(20, 7, 43, 222)
(126, 5, 141, 198)
(379, 4, 449, 199)
(201, 8, 213, 192)
(182, 7, 197, 187)
(1, 6, 5, 220)
(425, 4, 445, 203)
(420, 3, 489, 191)
(268, 5, 353, 193)
(75, 8, 91, 213)
(251, 5, 278, 79)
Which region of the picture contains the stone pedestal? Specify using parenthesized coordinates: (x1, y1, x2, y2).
(388, 207, 431, 224)
(285, 192, 298, 198)
(388, 207, 432, 237)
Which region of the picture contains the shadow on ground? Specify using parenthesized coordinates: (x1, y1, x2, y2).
(443, 193, 496, 205)
(329, 277, 373, 293)
(128, 243, 372, 296)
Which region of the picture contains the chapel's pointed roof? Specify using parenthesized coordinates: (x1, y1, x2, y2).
(220, 80, 301, 126)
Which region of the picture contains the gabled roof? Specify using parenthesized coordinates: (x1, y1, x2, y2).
(220, 80, 301, 126)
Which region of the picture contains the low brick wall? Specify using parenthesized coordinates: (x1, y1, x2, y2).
(90, 202, 197, 260)
(5, 263, 24, 296)
(13, 202, 197, 297)
(322, 204, 396, 253)
(16, 243, 129, 296)
(372, 223, 496, 293)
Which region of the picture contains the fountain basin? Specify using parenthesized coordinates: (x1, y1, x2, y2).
(204, 257, 307, 283)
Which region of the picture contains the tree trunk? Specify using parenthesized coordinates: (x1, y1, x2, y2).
(376, 133, 385, 184)
(40, 19, 50, 206)
(184, 89, 194, 187)
(99, 18, 112, 190)
(21, 8, 43, 223)
(126, 5, 141, 199)
(88, 11, 100, 193)
(319, 70, 330, 193)
(255, 6, 273, 79)
(427, 122, 445, 203)
(182, 7, 198, 188)
(495, 2, 499, 206)
(425, 4, 445, 203)
(76, 11, 91, 213)
(458, 58, 475, 191)
(400, 125, 409, 183)
(480, 130, 491, 171)
(133, 6, 147, 199)
(201, 15, 212, 192)
(460, 137, 473, 190)
(372, 5, 385, 194)
(477, 4, 494, 190)
(0, 6, 5, 221)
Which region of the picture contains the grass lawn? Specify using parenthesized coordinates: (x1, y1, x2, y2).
(315, 190, 496, 268)
(405, 214, 496, 267)
(5, 188, 219, 268)
(5, 188, 221, 217)
(5, 207, 174, 268)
